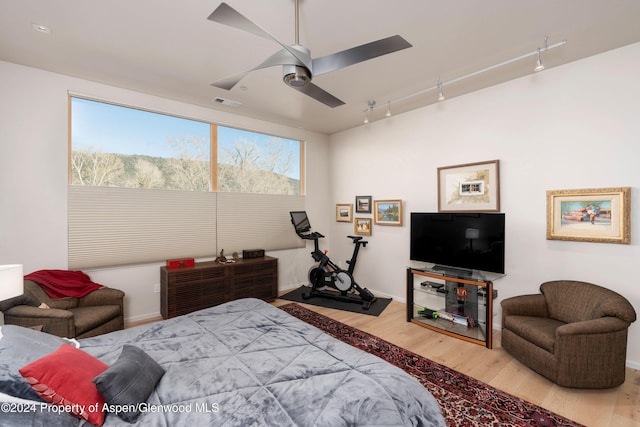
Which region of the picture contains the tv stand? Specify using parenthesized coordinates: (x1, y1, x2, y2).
(406, 266, 494, 348)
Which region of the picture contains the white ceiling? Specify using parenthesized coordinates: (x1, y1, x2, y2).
(2, 0, 640, 135)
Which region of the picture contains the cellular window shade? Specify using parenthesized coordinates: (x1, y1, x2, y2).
(216, 193, 305, 254)
(68, 186, 217, 269)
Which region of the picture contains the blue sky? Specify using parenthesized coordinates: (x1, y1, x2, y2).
(71, 97, 301, 178)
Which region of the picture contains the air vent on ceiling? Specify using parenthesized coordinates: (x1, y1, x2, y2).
(211, 97, 241, 107)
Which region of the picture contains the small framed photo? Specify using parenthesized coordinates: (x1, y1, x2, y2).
(374, 199, 403, 226)
(547, 187, 631, 244)
(438, 160, 500, 212)
(336, 204, 353, 222)
(355, 196, 372, 213)
(354, 218, 372, 235)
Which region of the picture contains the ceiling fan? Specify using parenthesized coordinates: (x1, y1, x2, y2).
(207, 1, 412, 108)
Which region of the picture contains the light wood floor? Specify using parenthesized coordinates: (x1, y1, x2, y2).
(271, 298, 640, 427)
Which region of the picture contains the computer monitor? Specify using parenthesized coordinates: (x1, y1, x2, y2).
(290, 211, 311, 234)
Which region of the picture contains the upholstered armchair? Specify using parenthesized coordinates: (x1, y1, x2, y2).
(2, 280, 125, 339)
(501, 280, 636, 388)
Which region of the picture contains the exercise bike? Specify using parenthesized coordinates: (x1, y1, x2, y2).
(290, 211, 376, 309)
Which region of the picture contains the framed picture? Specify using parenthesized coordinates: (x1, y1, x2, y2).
(438, 160, 500, 212)
(547, 187, 631, 244)
(354, 218, 372, 236)
(374, 199, 403, 226)
(336, 204, 353, 222)
(355, 195, 372, 213)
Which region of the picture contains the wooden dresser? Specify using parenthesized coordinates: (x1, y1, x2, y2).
(160, 256, 278, 319)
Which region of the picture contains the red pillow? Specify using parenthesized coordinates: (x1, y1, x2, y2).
(19, 344, 108, 426)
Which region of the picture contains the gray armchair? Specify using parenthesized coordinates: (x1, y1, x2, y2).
(501, 280, 636, 388)
(2, 280, 125, 339)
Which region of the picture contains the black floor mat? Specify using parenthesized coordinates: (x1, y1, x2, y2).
(279, 285, 392, 316)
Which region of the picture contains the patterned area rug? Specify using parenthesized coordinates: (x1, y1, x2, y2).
(279, 302, 584, 427)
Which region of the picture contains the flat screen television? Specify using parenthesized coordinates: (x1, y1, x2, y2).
(410, 212, 505, 275)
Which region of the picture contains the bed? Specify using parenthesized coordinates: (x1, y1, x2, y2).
(1, 298, 445, 426)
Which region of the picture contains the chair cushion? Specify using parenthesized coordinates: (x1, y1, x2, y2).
(69, 305, 122, 337)
(541, 280, 636, 324)
(24, 281, 79, 310)
(503, 315, 565, 353)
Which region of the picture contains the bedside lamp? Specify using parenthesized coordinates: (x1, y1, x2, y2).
(0, 264, 24, 325)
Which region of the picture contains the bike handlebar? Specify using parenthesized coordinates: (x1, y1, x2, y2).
(347, 235, 367, 245)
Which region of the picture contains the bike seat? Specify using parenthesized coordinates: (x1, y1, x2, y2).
(347, 235, 363, 242)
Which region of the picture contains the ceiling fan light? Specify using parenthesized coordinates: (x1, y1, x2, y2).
(283, 66, 311, 87)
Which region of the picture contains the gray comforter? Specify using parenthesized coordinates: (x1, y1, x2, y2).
(1, 298, 445, 426)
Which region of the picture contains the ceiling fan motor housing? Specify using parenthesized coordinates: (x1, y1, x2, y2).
(283, 64, 311, 87)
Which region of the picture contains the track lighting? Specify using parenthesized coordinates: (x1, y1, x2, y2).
(535, 36, 549, 72)
(362, 36, 566, 124)
(437, 82, 445, 101)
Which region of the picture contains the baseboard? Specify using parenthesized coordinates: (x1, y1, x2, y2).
(124, 311, 162, 328)
(627, 360, 640, 370)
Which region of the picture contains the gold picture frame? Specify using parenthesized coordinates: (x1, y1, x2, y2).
(438, 160, 500, 212)
(374, 199, 403, 226)
(546, 187, 631, 244)
(336, 204, 353, 222)
(354, 218, 372, 235)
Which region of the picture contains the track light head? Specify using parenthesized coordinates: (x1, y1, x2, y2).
(534, 48, 545, 72)
(386, 101, 392, 117)
(363, 100, 375, 123)
(437, 82, 445, 101)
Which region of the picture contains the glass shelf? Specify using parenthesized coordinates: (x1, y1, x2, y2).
(406, 260, 505, 282)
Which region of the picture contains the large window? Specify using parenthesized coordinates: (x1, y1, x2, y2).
(68, 96, 305, 269)
(70, 98, 303, 195)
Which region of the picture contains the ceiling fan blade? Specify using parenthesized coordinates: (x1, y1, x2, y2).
(312, 35, 412, 76)
(208, 2, 311, 70)
(207, 2, 273, 40)
(292, 82, 345, 108)
(211, 49, 300, 90)
(211, 72, 248, 90)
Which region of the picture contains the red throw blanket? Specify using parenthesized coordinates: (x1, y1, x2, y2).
(24, 270, 104, 299)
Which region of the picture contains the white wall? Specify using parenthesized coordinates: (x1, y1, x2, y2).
(0, 60, 329, 323)
(328, 42, 640, 368)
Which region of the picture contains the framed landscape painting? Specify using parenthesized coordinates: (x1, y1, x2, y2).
(355, 195, 372, 213)
(336, 204, 353, 222)
(374, 200, 402, 226)
(546, 187, 631, 244)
